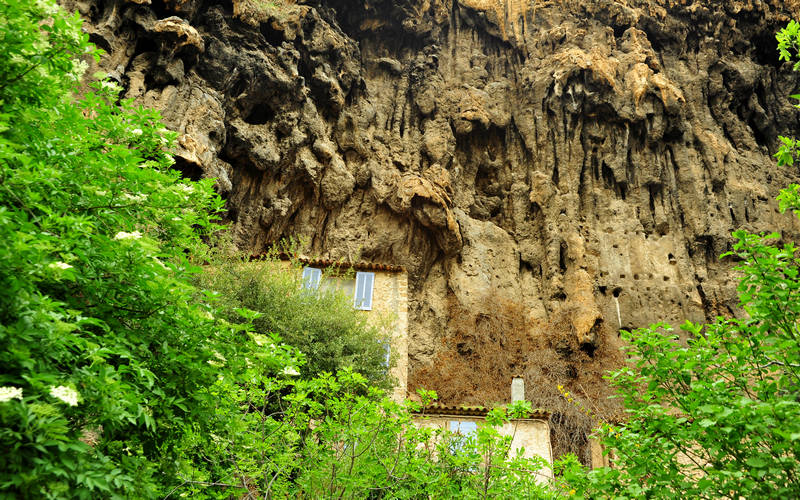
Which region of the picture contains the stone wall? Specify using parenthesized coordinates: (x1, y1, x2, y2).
(368, 269, 409, 401)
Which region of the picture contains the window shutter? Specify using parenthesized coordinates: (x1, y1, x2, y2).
(302, 267, 321, 290)
(354, 271, 374, 310)
(383, 342, 391, 368)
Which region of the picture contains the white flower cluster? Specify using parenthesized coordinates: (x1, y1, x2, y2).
(0, 386, 23, 403)
(48, 261, 72, 270)
(100, 80, 122, 93)
(282, 366, 300, 377)
(131, 128, 143, 136)
(114, 231, 142, 240)
(121, 193, 147, 202)
(251, 334, 271, 347)
(50, 385, 80, 406)
(176, 184, 194, 194)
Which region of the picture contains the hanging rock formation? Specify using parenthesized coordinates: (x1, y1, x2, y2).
(65, 0, 800, 401)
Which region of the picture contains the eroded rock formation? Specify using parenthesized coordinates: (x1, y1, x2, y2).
(66, 0, 800, 402)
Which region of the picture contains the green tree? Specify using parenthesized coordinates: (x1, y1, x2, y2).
(559, 22, 800, 500)
(195, 249, 393, 388)
(0, 1, 297, 497)
(177, 369, 560, 499)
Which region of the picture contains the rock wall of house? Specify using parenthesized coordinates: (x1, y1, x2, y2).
(66, 0, 800, 402)
(367, 270, 409, 401)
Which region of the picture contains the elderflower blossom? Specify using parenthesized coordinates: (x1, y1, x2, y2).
(50, 385, 79, 406)
(131, 128, 143, 136)
(0, 386, 23, 403)
(282, 366, 300, 377)
(48, 261, 73, 270)
(114, 231, 142, 240)
(121, 193, 147, 202)
(176, 184, 194, 194)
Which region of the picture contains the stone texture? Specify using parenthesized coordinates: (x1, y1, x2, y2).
(65, 0, 800, 399)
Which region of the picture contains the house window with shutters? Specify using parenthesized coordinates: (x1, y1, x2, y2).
(302, 267, 322, 290)
(353, 271, 374, 310)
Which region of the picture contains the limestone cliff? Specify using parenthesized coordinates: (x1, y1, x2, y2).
(66, 0, 800, 406)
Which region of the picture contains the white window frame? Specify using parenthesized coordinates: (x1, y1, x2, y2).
(353, 271, 375, 310)
(302, 266, 322, 290)
(448, 420, 478, 455)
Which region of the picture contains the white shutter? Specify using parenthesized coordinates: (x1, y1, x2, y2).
(354, 271, 374, 310)
(302, 267, 321, 290)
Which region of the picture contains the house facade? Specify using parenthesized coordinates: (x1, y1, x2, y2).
(412, 377, 554, 479)
(290, 257, 409, 402)
(279, 257, 553, 471)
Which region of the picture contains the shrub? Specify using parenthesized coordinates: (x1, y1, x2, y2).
(0, 1, 289, 496)
(195, 248, 394, 389)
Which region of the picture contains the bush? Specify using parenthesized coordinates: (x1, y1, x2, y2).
(195, 248, 394, 389)
(0, 1, 288, 496)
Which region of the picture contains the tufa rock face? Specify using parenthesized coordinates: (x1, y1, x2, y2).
(66, 0, 800, 399)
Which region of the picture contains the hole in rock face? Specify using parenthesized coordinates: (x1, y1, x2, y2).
(88, 33, 112, 53)
(599, 286, 608, 295)
(260, 22, 285, 46)
(172, 156, 202, 182)
(612, 287, 622, 298)
(245, 103, 276, 125)
(580, 342, 597, 357)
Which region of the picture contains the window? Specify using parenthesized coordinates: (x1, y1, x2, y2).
(302, 267, 321, 290)
(449, 420, 478, 436)
(353, 271, 374, 310)
(448, 420, 478, 455)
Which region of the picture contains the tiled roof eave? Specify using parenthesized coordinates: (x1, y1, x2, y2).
(413, 404, 549, 419)
(252, 253, 406, 273)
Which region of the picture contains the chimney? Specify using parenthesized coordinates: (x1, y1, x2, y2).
(511, 376, 525, 402)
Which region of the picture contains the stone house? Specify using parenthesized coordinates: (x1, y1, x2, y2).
(282, 257, 553, 469)
(412, 377, 554, 478)
(288, 257, 409, 401)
